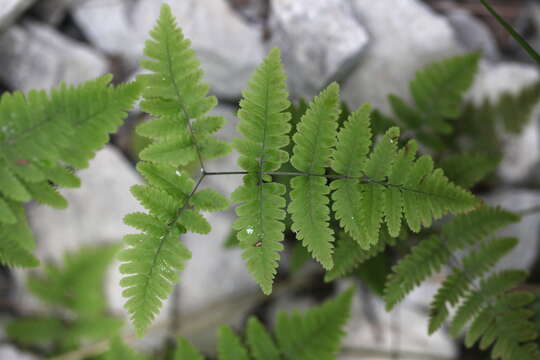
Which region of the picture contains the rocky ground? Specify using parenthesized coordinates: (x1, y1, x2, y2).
(2, 0, 540, 359)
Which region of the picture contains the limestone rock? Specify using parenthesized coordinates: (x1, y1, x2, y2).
(343, 0, 463, 113)
(0, 0, 35, 33)
(0, 20, 108, 91)
(269, 0, 369, 98)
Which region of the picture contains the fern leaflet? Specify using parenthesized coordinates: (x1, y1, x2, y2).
(289, 82, 341, 269)
(120, 4, 230, 335)
(232, 47, 291, 295)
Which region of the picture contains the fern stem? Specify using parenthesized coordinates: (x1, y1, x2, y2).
(205, 171, 465, 202)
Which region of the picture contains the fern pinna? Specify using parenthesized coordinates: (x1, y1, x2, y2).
(121, 4, 480, 335)
(383, 207, 540, 359)
(0, 76, 139, 267)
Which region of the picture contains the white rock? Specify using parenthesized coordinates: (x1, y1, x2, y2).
(468, 62, 540, 184)
(340, 283, 456, 360)
(0, 0, 35, 32)
(0, 20, 108, 91)
(73, 0, 266, 100)
(0, 345, 37, 360)
(446, 8, 499, 61)
(483, 189, 540, 271)
(269, 0, 369, 98)
(343, 0, 463, 113)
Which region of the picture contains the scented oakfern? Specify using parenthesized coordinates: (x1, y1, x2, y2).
(0, 76, 140, 267)
(383, 207, 540, 359)
(120, 4, 479, 334)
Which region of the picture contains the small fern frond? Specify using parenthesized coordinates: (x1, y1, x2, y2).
(246, 317, 280, 360)
(174, 339, 204, 360)
(275, 288, 353, 360)
(27, 244, 118, 316)
(232, 48, 291, 294)
(428, 237, 518, 333)
(383, 205, 538, 359)
(218, 326, 250, 360)
(449, 270, 527, 335)
(289, 83, 341, 269)
(120, 4, 230, 335)
(411, 53, 480, 123)
(0, 76, 139, 267)
(384, 207, 518, 310)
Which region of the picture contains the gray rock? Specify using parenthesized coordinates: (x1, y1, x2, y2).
(0, 0, 35, 33)
(0, 20, 108, 91)
(32, 0, 76, 25)
(343, 0, 463, 113)
(483, 189, 540, 271)
(446, 8, 499, 61)
(467, 61, 540, 185)
(269, 0, 369, 98)
(0, 345, 37, 360)
(339, 282, 456, 360)
(73, 0, 266, 100)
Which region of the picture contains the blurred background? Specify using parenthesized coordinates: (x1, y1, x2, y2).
(2, 0, 540, 359)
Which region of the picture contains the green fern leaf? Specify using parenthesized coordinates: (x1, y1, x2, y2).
(218, 326, 250, 360)
(121, 4, 230, 335)
(232, 47, 291, 294)
(449, 270, 527, 336)
(0, 76, 139, 266)
(289, 83, 341, 269)
(246, 317, 280, 360)
(175, 339, 204, 360)
(27, 244, 118, 316)
(428, 237, 518, 334)
(275, 289, 353, 360)
(409, 52, 480, 130)
(331, 104, 372, 243)
(384, 207, 517, 310)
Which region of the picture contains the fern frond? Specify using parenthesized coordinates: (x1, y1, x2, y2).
(232, 48, 291, 294)
(496, 80, 540, 134)
(449, 270, 527, 335)
(275, 288, 353, 360)
(246, 317, 280, 360)
(120, 4, 230, 335)
(0, 76, 139, 266)
(384, 207, 518, 310)
(409, 52, 480, 131)
(174, 339, 204, 360)
(428, 237, 518, 333)
(218, 326, 250, 360)
(289, 83, 341, 269)
(27, 244, 118, 316)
